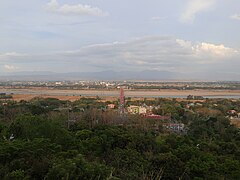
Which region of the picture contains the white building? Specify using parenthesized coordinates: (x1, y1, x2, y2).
(139, 107, 147, 114)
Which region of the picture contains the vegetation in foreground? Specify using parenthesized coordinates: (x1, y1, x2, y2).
(0, 97, 240, 179)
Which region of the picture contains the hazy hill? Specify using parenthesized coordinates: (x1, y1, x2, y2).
(0, 70, 179, 81)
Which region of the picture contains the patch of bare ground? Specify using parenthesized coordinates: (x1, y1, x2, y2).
(231, 119, 240, 128)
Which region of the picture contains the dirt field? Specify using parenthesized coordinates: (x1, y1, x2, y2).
(11, 94, 117, 102)
(11, 94, 82, 102)
(1, 87, 240, 102)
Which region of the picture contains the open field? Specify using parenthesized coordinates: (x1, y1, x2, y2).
(11, 94, 82, 102)
(1, 87, 240, 101)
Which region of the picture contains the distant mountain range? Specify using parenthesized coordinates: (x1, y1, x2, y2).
(0, 70, 181, 81)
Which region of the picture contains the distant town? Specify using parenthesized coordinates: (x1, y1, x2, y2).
(1, 80, 240, 90)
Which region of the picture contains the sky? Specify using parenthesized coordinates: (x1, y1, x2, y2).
(0, 0, 240, 80)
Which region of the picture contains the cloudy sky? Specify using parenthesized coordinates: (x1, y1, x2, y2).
(0, 0, 240, 80)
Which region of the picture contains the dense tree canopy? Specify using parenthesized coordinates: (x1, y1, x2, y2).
(0, 97, 240, 179)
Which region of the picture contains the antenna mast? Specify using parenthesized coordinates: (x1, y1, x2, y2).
(119, 87, 125, 114)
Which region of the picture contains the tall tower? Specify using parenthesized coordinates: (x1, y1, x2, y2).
(119, 87, 125, 114)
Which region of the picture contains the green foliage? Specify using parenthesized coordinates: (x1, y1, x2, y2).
(46, 153, 111, 180)
(8, 115, 74, 149)
(0, 98, 240, 179)
(0, 138, 61, 179)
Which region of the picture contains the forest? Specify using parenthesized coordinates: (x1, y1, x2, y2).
(0, 97, 240, 179)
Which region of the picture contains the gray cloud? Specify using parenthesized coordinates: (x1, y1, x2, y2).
(60, 37, 189, 71)
(1, 36, 239, 79)
(61, 36, 239, 70)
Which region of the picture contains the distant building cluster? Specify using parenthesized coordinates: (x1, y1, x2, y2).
(105, 88, 186, 133)
(127, 106, 147, 115)
(227, 110, 240, 119)
(1, 80, 239, 91)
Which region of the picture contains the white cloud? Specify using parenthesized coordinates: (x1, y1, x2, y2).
(176, 39, 238, 58)
(0, 52, 27, 60)
(151, 16, 166, 22)
(46, 0, 108, 17)
(176, 39, 193, 49)
(4, 65, 19, 71)
(230, 14, 240, 20)
(194, 43, 238, 58)
(180, 0, 216, 23)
